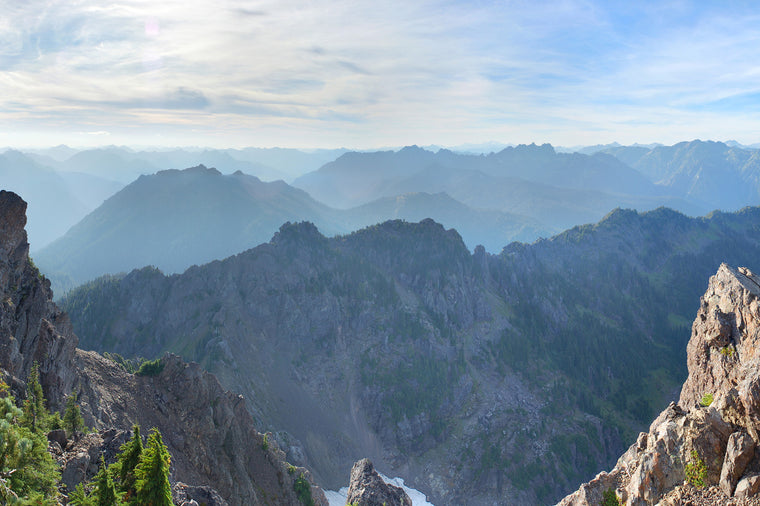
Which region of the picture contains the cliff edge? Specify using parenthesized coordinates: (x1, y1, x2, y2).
(0, 190, 326, 505)
(559, 263, 760, 505)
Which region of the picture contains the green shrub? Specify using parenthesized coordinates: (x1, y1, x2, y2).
(699, 393, 713, 407)
(293, 473, 314, 506)
(136, 358, 164, 377)
(262, 434, 270, 451)
(685, 450, 707, 488)
(720, 345, 735, 357)
(602, 487, 621, 506)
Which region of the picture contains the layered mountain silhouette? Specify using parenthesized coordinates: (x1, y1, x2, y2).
(601, 140, 760, 210)
(293, 143, 708, 232)
(0, 149, 109, 249)
(34, 166, 550, 292)
(34, 165, 344, 291)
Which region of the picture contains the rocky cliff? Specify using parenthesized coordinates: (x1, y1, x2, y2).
(0, 190, 326, 505)
(559, 264, 760, 505)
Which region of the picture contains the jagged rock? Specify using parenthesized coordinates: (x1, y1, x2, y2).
(735, 474, 760, 500)
(720, 432, 755, 497)
(559, 264, 760, 506)
(172, 482, 229, 506)
(0, 190, 78, 410)
(57, 429, 129, 492)
(346, 458, 412, 506)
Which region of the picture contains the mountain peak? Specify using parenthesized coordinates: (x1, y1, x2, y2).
(156, 164, 222, 177)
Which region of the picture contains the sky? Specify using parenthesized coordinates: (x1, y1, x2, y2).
(2, 0, 760, 149)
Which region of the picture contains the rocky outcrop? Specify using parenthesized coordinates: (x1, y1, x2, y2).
(0, 190, 78, 409)
(345, 458, 412, 506)
(559, 264, 760, 505)
(53, 428, 130, 492)
(0, 191, 326, 506)
(73, 351, 327, 506)
(172, 482, 229, 506)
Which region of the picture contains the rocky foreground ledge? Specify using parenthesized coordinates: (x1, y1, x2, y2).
(559, 264, 760, 505)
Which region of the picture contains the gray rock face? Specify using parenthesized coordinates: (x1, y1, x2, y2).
(173, 482, 229, 506)
(720, 431, 755, 497)
(55, 429, 130, 493)
(0, 190, 78, 409)
(346, 459, 412, 506)
(559, 264, 760, 505)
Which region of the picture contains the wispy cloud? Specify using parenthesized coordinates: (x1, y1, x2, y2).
(1, 0, 760, 147)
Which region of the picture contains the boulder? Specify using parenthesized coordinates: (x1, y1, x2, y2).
(735, 474, 760, 500)
(47, 428, 68, 450)
(172, 482, 229, 506)
(719, 431, 755, 496)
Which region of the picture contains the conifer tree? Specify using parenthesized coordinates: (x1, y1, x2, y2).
(0, 379, 59, 501)
(20, 362, 49, 433)
(133, 428, 172, 506)
(63, 392, 85, 436)
(95, 455, 118, 506)
(115, 425, 142, 500)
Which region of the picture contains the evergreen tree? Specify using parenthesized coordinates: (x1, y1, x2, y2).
(63, 392, 85, 436)
(69, 482, 96, 506)
(94, 456, 119, 506)
(115, 425, 142, 500)
(133, 429, 172, 506)
(20, 362, 49, 433)
(0, 379, 59, 502)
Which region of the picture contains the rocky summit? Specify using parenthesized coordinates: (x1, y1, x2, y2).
(346, 458, 412, 506)
(559, 264, 760, 505)
(0, 190, 326, 505)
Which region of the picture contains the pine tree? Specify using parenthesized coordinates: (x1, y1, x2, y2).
(20, 362, 49, 433)
(63, 392, 85, 436)
(94, 456, 119, 506)
(115, 425, 142, 500)
(0, 379, 59, 501)
(133, 428, 172, 506)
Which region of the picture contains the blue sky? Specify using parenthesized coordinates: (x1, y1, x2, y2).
(2, 0, 760, 148)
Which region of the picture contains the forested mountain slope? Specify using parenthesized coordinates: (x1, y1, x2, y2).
(61, 206, 760, 504)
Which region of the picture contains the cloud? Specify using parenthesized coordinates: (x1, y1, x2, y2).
(2, 0, 760, 147)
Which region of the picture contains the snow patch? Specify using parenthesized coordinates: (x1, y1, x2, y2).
(325, 473, 434, 506)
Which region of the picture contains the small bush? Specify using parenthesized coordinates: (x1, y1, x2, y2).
(700, 393, 713, 407)
(720, 345, 735, 357)
(293, 473, 314, 506)
(136, 358, 164, 377)
(685, 450, 707, 488)
(262, 434, 270, 451)
(602, 487, 621, 506)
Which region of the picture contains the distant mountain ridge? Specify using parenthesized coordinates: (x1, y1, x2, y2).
(601, 140, 760, 210)
(293, 143, 709, 234)
(34, 165, 343, 291)
(35, 165, 551, 292)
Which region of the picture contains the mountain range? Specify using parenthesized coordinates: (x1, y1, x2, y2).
(59, 204, 760, 504)
(34, 166, 549, 292)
